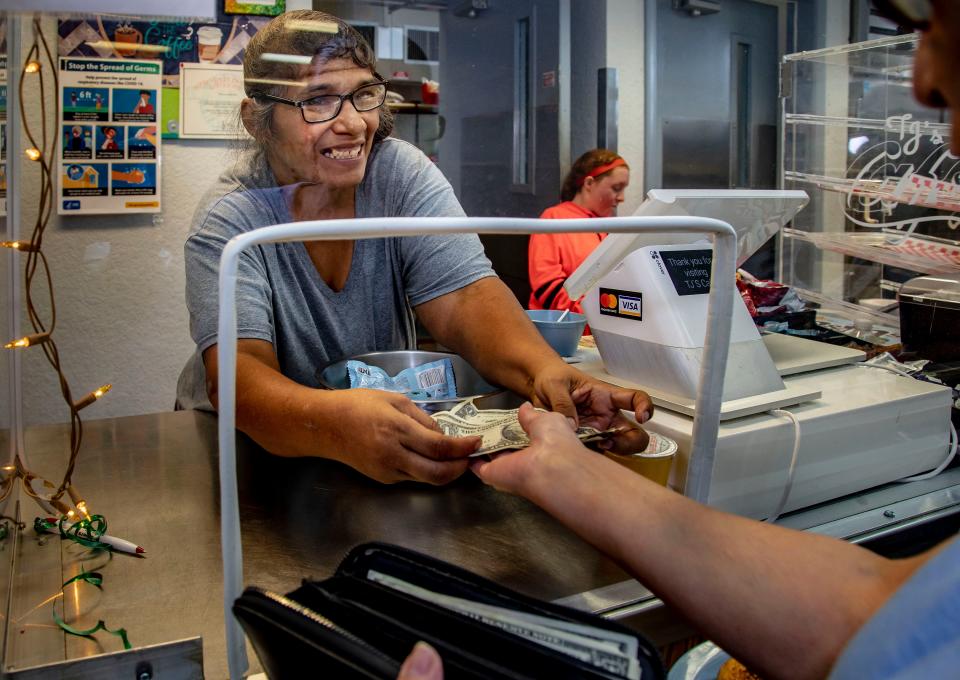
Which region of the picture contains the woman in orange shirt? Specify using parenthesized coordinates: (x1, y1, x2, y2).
(528, 149, 630, 313)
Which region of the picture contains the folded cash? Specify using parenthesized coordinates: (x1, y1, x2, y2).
(367, 569, 640, 679)
(431, 399, 624, 456)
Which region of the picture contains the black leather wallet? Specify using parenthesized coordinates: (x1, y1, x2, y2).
(234, 542, 664, 679)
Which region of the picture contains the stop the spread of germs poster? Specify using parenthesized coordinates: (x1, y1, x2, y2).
(58, 56, 161, 215)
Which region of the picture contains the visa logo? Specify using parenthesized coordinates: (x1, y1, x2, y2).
(619, 296, 642, 316)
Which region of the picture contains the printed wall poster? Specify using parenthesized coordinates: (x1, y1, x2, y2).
(58, 12, 271, 88)
(179, 63, 246, 139)
(58, 57, 162, 215)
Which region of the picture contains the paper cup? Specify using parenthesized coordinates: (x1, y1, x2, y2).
(603, 431, 678, 486)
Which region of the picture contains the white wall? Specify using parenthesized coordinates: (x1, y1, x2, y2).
(605, 0, 645, 215)
(13, 17, 237, 425)
(568, 0, 645, 215)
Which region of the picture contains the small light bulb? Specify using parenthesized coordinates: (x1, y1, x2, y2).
(1, 241, 39, 252)
(4, 332, 51, 349)
(25, 61, 41, 73)
(24, 148, 42, 161)
(66, 509, 75, 518)
(73, 384, 112, 410)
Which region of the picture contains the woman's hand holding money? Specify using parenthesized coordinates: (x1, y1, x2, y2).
(529, 363, 652, 455)
(330, 389, 482, 485)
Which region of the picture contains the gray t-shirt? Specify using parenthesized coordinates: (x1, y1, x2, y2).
(176, 138, 494, 410)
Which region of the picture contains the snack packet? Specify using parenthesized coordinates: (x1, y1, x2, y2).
(346, 358, 457, 400)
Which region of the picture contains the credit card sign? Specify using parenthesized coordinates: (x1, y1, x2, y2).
(599, 288, 643, 321)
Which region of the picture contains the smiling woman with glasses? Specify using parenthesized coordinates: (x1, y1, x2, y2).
(175, 10, 653, 492)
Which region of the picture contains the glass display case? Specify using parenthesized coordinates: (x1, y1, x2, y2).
(779, 34, 957, 342)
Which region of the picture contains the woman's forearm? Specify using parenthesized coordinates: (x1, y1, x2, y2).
(417, 277, 564, 398)
(205, 343, 346, 460)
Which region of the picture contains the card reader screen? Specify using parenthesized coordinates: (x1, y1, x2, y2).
(659, 249, 713, 296)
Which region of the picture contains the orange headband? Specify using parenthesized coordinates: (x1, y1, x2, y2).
(577, 157, 627, 187)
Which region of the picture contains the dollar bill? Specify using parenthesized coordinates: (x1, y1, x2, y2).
(432, 400, 623, 456)
(367, 569, 640, 679)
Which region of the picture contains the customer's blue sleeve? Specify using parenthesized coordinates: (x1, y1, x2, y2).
(829, 537, 960, 679)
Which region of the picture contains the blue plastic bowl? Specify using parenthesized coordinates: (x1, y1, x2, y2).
(526, 309, 587, 357)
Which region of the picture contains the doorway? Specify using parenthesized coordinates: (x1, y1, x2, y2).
(647, 0, 784, 277)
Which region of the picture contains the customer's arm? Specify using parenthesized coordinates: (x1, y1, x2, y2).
(472, 404, 941, 680)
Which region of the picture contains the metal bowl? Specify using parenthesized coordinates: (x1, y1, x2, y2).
(317, 350, 523, 414)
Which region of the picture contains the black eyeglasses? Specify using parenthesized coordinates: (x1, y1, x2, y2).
(257, 81, 389, 123)
(871, 0, 932, 30)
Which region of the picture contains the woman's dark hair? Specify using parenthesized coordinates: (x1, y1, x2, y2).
(242, 10, 394, 146)
(560, 149, 628, 201)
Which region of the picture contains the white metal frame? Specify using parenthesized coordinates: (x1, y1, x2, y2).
(216, 215, 737, 678)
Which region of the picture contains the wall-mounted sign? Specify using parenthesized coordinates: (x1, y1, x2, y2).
(58, 57, 163, 215)
(660, 249, 713, 297)
(179, 63, 246, 139)
(58, 12, 271, 88)
(4, 1, 216, 17)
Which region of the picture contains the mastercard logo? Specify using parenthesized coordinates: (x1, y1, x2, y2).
(600, 293, 619, 309)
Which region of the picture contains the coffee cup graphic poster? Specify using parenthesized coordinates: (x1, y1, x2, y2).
(58, 12, 272, 88)
(59, 57, 161, 214)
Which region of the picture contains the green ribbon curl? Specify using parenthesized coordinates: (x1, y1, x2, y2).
(54, 570, 131, 650)
(34, 517, 133, 650)
(33, 515, 112, 551)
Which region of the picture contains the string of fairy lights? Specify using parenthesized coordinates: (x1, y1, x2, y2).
(2, 18, 111, 523)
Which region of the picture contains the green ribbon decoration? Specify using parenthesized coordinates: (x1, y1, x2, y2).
(59, 515, 110, 550)
(53, 570, 132, 650)
(34, 517, 133, 650)
(32, 515, 112, 551)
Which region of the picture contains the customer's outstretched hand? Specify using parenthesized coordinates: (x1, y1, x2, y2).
(471, 402, 594, 496)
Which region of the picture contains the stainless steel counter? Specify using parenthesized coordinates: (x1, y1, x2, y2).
(2, 410, 633, 678)
(3, 410, 958, 678)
